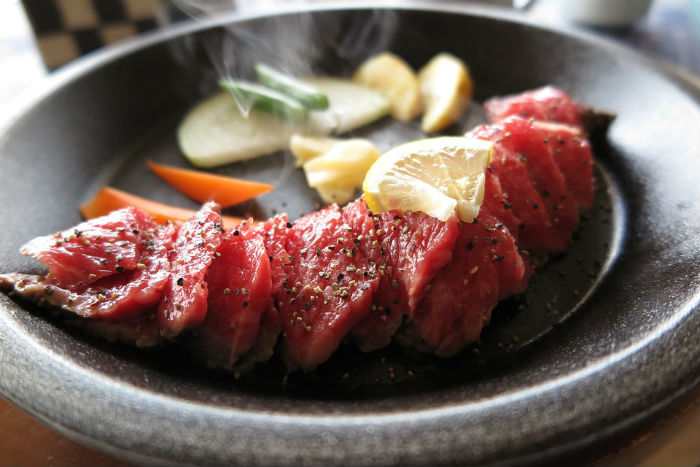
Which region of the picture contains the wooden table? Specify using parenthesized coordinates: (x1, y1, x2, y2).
(0, 396, 131, 467)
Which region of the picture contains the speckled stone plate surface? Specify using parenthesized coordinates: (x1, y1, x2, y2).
(0, 4, 698, 466)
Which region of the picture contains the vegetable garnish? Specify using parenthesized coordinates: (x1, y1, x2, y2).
(178, 83, 389, 168)
(218, 79, 309, 121)
(255, 63, 330, 110)
(301, 78, 390, 134)
(352, 52, 423, 121)
(80, 187, 246, 229)
(290, 135, 380, 205)
(289, 134, 340, 167)
(178, 92, 309, 167)
(418, 53, 473, 132)
(147, 161, 273, 208)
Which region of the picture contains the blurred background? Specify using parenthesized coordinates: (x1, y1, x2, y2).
(1, 0, 699, 108)
(0, 0, 698, 466)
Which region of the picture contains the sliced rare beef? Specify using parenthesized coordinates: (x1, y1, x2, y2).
(218, 214, 293, 372)
(483, 116, 579, 251)
(407, 206, 528, 356)
(20, 207, 156, 287)
(0, 270, 162, 347)
(374, 210, 460, 313)
(157, 202, 223, 338)
(341, 199, 396, 352)
(484, 85, 583, 128)
(194, 221, 273, 370)
(180, 216, 288, 372)
(230, 306, 281, 374)
(468, 125, 553, 254)
(275, 205, 381, 371)
(1, 85, 599, 373)
(258, 214, 294, 295)
(67, 313, 162, 347)
(0, 220, 174, 320)
(410, 214, 501, 357)
(346, 199, 460, 351)
(481, 172, 522, 243)
(476, 209, 532, 299)
(532, 121, 594, 209)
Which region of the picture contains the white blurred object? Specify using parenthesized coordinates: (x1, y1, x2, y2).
(558, 0, 653, 27)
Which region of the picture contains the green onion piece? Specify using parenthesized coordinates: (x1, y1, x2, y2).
(255, 63, 330, 110)
(218, 78, 308, 121)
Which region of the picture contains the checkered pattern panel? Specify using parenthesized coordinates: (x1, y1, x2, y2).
(22, 0, 167, 69)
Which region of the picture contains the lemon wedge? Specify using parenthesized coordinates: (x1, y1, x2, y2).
(363, 137, 493, 222)
(418, 53, 473, 132)
(352, 52, 422, 121)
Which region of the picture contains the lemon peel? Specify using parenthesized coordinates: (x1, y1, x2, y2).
(363, 137, 493, 222)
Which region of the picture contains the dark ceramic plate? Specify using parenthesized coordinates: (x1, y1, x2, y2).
(1, 4, 699, 466)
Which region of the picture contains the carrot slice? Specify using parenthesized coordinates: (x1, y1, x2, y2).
(80, 187, 248, 229)
(147, 161, 274, 208)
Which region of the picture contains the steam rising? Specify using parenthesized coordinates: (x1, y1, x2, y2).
(171, 1, 398, 187)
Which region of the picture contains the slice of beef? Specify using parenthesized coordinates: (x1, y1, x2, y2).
(20, 207, 156, 287)
(341, 199, 394, 351)
(194, 221, 273, 369)
(67, 313, 162, 347)
(482, 171, 521, 243)
(346, 199, 460, 351)
(351, 280, 404, 352)
(197, 215, 291, 374)
(157, 202, 223, 338)
(0, 272, 77, 309)
(532, 121, 595, 209)
(375, 210, 460, 313)
(476, 209, 532, 299)
(230, 306, 281, 375)
(275, 205, 380, 371)
(468, 125, 553, 254)
(220, 214, 293, 372)
(484, 85, 583, 128)
(0, 272, 163, 347)
(410, 214, 501, 357)
(258, 214, 294, 295)
(0, 222, 174, 320)
(488, 116, 579, 251)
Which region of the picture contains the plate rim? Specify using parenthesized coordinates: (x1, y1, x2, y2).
(1, 3, 699, 466)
